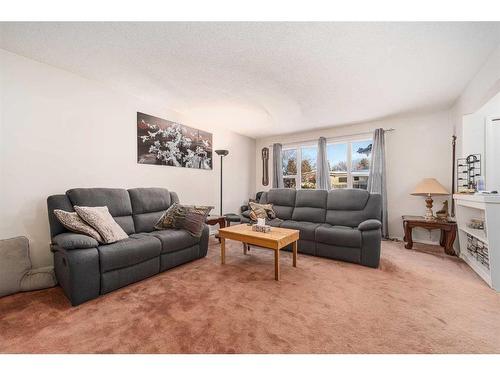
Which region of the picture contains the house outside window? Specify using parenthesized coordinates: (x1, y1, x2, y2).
(282, 138, 372, 190)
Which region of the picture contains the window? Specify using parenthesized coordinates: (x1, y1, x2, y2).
(282, 138, 372, 190)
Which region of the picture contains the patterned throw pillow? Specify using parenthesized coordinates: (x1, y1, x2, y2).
(155, 203, 212, 237)
(74, 206, 128, 244)
(53, 209, 104, 243)
(249, 202, 276, 221)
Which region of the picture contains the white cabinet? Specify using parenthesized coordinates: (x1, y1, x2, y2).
(454, 194, 500, 291)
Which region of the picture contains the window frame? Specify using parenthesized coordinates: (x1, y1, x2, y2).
(281, 136, 372, 190)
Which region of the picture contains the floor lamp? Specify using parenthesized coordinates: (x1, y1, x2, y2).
(215, 149, 229, 216)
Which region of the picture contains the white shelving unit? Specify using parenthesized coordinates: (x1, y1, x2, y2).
(454, 194, 500, 291)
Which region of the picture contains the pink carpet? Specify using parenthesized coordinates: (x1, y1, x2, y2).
(0, 238, 499, 353)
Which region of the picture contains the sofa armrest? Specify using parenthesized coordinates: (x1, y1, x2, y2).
(358, 219, 382, 231)
(240, 205, 249, 213)
(52, 233, 99, 250)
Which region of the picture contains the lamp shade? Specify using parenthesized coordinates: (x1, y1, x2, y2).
(411, 178, 449, 196)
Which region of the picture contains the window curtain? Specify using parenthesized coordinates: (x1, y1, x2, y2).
(272, 143, 284, 188)
(316, 137, 331, 190)
(367, 128, 388, 238)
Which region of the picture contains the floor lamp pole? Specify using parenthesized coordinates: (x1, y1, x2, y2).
(215, 150, 229, 217)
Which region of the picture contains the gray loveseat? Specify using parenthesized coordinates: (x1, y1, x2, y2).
(254, 188, 382, 268)
(47, 187, 209, 306)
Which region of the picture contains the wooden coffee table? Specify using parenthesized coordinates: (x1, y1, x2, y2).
(218, 224, 300, 280)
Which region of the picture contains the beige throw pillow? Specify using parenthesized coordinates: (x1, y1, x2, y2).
(74, 206, 128, 244)
(53, 209, 104, 243)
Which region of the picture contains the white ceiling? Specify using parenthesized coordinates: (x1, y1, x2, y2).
(1, 22, 500, 138)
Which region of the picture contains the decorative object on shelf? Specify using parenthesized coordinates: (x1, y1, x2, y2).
(468, 218, 485, 230)
(137, 112, 213, 169)
(402, 215, 457, 255)
(466, 234, 489, 269)
(411, 178, 450, 221)
(252, 224, 272, 233)
(456, 153, 481, 192)
(215, 149, 229, 216)
(435, 201, 449, 221)
(262, 147, 269, 186)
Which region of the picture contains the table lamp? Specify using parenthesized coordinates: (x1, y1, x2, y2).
(411, 178, 450, 221)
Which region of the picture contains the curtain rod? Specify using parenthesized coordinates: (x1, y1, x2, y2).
(266, 128, 395, 148)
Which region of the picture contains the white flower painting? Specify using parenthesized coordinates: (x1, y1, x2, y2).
(137, 112, 212, 170)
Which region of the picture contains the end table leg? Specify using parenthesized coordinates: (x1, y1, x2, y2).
(404, 224, 413, 249)
(275, 249, 280, 281)
(221, 237, 225, 264)
(292, 241, 297, 267)
(444, 229, 457, 256)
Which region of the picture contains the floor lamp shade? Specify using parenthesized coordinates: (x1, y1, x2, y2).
(411, 178, 450, 220)
(215, 150, 229, 216)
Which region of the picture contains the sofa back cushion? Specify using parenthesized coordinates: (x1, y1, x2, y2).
(292, 190, 327, 223)
(66, 188, 135, 234)
(326, 189, 381, 227)
(261, 188, 296, 220)
(128, 188, 175, 233)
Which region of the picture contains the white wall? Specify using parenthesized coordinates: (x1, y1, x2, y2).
(255, 110, 454, 243)
(452, 43, 500, 158)
(0, 49, 256, 268)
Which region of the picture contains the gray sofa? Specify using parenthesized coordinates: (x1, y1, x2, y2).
(254, 188, 382, 268)
(47, 187, 209, 306)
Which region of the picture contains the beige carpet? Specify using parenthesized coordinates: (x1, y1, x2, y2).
(0, 238, 499, 353)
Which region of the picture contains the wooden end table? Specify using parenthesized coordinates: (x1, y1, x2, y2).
(206, 215, 226, 243)
(402, 215, 457, 255)
(218, 224, 299, 281)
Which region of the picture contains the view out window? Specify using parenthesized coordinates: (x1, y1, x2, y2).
(282, 149, 297, 188)
(283, 138, 372, 190)
(300, 146, 317, 189)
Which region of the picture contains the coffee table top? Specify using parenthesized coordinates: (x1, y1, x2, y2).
(218, 224, 299, 250)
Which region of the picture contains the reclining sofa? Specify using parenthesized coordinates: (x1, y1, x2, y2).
(254, 188, 382, 268)
(47, 187, 209, 305)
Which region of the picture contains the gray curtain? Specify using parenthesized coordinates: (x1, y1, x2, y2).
(367, 128, 388, 238)
(272, 143, 284, 188)
(316, 137, 331, 190)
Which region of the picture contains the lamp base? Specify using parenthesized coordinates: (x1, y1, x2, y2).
(424, 194, 434, 221)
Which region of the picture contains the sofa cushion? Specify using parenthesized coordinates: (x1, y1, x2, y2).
(263, 189, 296, 220)
(47, 194, 75, 237)
(147, 229, 200, 254)
(315, 224, 362, 248)
(280, 220, 321, 241)
(67, 188, 135, 234)
(97, 234, 161, 273)
(292, 190, 327, 223)
(325, 190, 382, 227)
(129, 188, 172, 233)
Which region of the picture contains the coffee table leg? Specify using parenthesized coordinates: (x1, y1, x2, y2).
(221, 237, 225, 264)
(242, 242, 247, 255)
(274, 249, 280, 281)
(292, 241, 297, 267)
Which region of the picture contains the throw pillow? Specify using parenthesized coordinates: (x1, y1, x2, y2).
(155, 203, 212, 237)
(53, 209, 104, 243)
(249, 202, 276, 221)
(154, 202, 181, 230)
(74, 206, 128, 244)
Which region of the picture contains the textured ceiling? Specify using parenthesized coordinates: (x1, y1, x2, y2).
(1, 22, 500, 138)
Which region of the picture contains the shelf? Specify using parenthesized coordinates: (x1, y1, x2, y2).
(459, 226, 488, 245)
